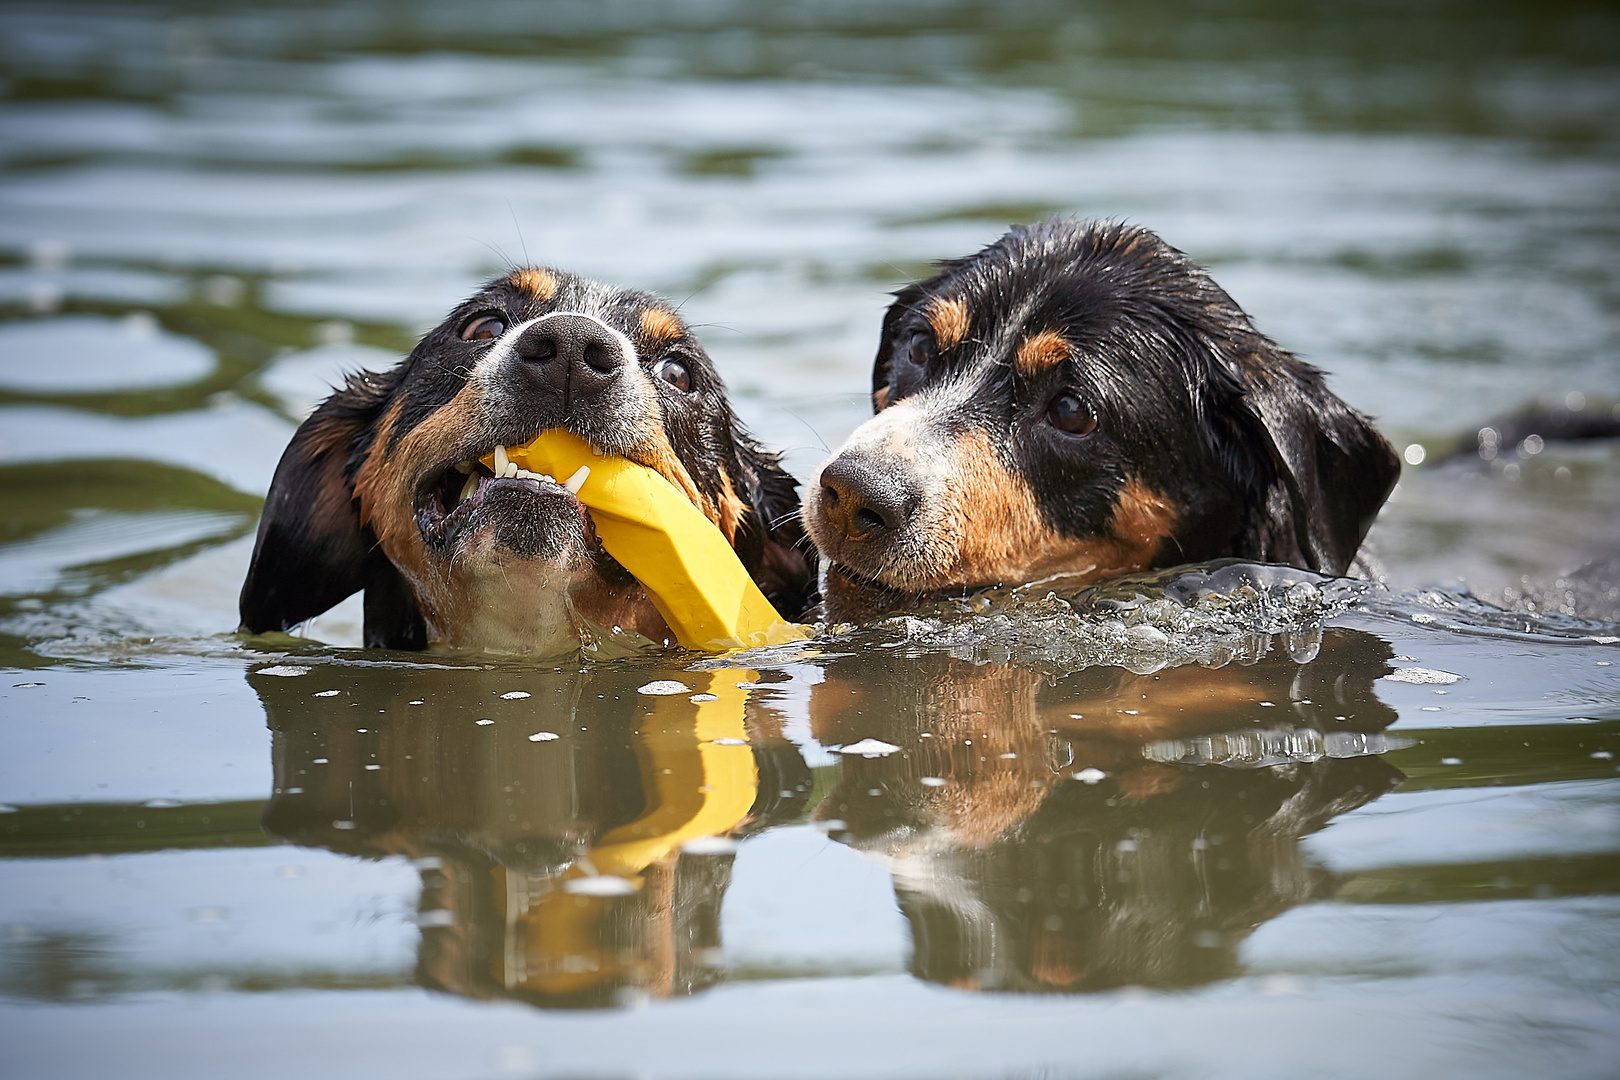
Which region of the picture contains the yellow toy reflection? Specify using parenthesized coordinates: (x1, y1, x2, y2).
(493, 672, 759, 1000)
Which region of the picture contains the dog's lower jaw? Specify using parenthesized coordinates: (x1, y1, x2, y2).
(817, 559, 926, 624)
(417, 557, 673, 656)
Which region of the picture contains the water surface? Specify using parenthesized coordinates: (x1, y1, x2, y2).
(1, 2, 1618, 1078)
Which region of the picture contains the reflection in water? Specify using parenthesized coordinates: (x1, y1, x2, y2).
(250, 627, 1403, 1007)
(254, 664, 809, 1008)
(810, 628, 1402, 993)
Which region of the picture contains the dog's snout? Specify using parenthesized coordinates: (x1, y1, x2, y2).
(819, 453, 916, 543)
(512, 314, 626, 392)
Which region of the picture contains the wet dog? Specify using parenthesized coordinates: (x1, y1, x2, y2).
(240, 268, 810, 653)
(804, 219, 1402, 617)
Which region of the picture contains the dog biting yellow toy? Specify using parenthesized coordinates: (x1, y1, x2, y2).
(481, 429, 808, 652)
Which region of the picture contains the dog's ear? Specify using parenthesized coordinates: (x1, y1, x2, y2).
(871, 280, 930, 411)
(729, 430, 814, 621)
(1223, 355, 1400, 575)
(239, 371, 425, 644)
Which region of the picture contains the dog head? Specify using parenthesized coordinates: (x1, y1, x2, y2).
(804, 219, 1399, 608)
(240, 267, 810, 653)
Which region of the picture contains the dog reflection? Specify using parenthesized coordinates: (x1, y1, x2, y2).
(250, 664, 808, 1009)
(811, 627, 1404, 991)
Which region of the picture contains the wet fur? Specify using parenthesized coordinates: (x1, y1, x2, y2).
(240, 268, 811, 652)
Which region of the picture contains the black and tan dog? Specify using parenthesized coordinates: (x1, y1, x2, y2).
(805, 219, 1402, 617)
(240, 268, 811, 653)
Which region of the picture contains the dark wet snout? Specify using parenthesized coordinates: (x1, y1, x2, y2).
(818, 451, 919, 546)
(512, 313, 627, 399)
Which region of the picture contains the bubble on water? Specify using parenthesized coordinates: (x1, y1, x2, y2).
(681, 836, 738, 855)
(638, 680, 690, 695)
(1593, 751, 1614, 760)
(1383, 667, 1462, 685)
(500, 691, 531, 700)
(528, 731, 560, 742)
(710, 736, 748, 745)
(690, 693, 719, 703)
(919, 776, 948, 787)
(332, 820, 357, 829)
(313, 690, 340, 697)
(1441, 757, 1463, 765)
(1566, 390, 1587, 411)
(834, 738, 901, 758)
(1073, 768, 1107, 784)
(1403, 443, 1427, 465)
(364, 764, 380, 770)
(562, 875, 638, 896)
(258, 665, 311, 677)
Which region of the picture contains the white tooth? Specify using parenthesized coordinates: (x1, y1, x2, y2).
(453, 460, 473, 475)
(493, 445, 509, 473)
(515, 468, 536, 480)
(459, 473, 478, 502)
(563, 465, 590, 495)
(503, 462, 519, 479)
(539, 474, 555, 484)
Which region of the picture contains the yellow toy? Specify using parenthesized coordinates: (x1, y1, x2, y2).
(481, 429, 808, 651)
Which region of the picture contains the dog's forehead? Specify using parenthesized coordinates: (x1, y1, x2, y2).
(462, 268, 693, 348)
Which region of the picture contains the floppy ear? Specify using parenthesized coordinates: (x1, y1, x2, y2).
(728, 429, 814, 621)
(239, 372, 426, 646)
(871, 281, 929, 410)
(1231, 357, 1400, 575)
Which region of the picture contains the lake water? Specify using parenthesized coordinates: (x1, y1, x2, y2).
(1, 2, 1617, 1078)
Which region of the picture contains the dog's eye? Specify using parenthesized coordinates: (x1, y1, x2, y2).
(654, 358, 691, 393)
(1047, 393, 1097, 435)
(460, 314, 507, 342)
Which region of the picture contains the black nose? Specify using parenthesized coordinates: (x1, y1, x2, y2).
(818, 452, 917, 543)
(511, 314, 626, 398)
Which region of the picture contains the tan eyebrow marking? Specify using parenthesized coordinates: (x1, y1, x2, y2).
(1014, 330, 1070, 376)
(926, 296, 969, 350)
(509, 268, 558, 300)
(638, 307, 684, 347)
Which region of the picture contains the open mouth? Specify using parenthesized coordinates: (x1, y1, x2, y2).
(415, 442, 594, 554)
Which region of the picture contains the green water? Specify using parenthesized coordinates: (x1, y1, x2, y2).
(1, 2, 1618, 1077)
